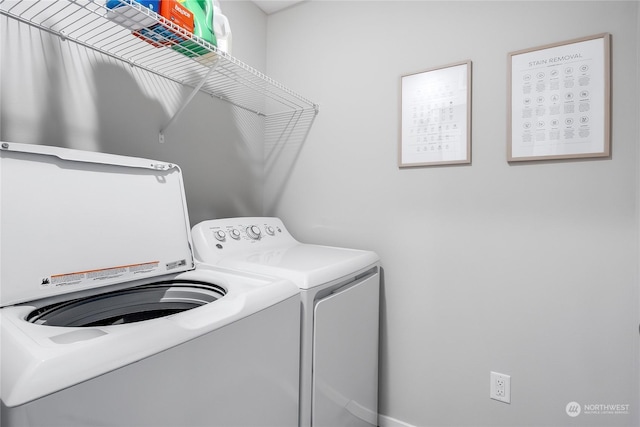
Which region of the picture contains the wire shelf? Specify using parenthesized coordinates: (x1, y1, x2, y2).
(1, 0, 319, 120)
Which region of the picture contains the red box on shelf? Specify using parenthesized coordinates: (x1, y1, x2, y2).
(133, 1, 194, 47)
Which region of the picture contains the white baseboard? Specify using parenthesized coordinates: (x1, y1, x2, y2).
(378, 413, 417, 427)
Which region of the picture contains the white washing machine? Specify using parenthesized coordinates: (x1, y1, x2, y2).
(0, 143, 301, 426)
(191, 217, 380, 427)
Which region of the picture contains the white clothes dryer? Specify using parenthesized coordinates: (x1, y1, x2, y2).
(192, 217, 380, 427)
(0, 143, 301, 427)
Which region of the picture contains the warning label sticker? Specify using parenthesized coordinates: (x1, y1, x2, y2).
(44, 261, 160, 288)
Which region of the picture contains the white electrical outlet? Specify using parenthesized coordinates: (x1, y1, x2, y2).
(490, 371, 511, 403)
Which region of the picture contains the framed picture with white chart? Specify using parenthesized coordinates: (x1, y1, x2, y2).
(508, 33, 611, 162)
(399, 60, 471, 167)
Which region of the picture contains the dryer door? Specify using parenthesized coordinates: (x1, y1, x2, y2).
(311, 273, 379, 427)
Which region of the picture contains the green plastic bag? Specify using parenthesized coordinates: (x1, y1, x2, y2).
(172, 0, 217, 58)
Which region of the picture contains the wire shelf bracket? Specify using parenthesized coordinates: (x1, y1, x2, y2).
(159, 58, 220, 143)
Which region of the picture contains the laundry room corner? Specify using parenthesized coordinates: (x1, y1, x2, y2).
(0, 1, 638, 426)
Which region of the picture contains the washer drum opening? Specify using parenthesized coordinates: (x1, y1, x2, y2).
(26, 281, 226, 327)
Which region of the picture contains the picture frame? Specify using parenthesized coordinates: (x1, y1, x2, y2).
(399, 60, 472, 167)
(507, 33, 611, 162)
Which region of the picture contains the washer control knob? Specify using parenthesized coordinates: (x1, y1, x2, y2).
(246, 225, 262, 240)
(229, 229, 241, 240)
(214, 230, 226, 241)
(265, 226, 275, 236)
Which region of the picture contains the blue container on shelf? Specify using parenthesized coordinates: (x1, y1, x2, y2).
(105, 0, 160, 30)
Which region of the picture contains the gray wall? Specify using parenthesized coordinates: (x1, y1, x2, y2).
(0, 0, 267, 226)
(264, 1, 639, 426)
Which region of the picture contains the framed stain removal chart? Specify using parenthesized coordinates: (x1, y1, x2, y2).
(508, 33, 611, 161)
(400, 61, 471, 167)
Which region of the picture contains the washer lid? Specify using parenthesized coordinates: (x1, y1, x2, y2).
(1, 142, 195, 307)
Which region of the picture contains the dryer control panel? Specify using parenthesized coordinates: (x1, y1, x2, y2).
(191, 217, 298, 263)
